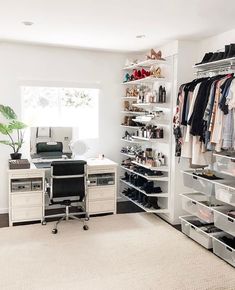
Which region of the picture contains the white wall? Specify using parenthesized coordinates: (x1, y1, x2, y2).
(197, 28, 235, 61)
(0, 42, 126, 213)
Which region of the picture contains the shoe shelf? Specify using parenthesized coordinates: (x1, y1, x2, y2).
(193, 56, 235, 70)
(131, 136, 167, 143)
(122, 76, 169, 85)
(120, 165, 168, 181)
(120, 125, 141, 129)
(131, 161, 168, 172)
(120, 192, 169, 213)
(121, 138, 142, 144)
(121, 96, 138, 100)
(121, 111, 147, 115)
(132, 103, 171, 109)
(123, 59, 168, 70)
(120, 152, 135, 158)
(131, 120, 170, 127)
(120, 179, 169, 197)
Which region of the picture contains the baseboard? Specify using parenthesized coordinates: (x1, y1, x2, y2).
(0, 208, 9, 214)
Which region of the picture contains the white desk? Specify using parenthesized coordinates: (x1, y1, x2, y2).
(8, 158, 118, 226)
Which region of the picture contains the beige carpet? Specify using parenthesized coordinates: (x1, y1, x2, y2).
(0, 213, 234, 290)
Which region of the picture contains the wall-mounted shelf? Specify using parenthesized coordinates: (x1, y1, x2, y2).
(120, 192, 169, 213)
(120, 179, 169, 197)
(131, 161, 168, 172)
(193, 56, 235, 71)
(120, 138, 142, 144)
(132, 103, 170, 109)
(120, 165, 168, 181)
(123, 59, 168, 70)
(120, 125, 140, 129)
(121, 111, 147, 115)
(120, 152, 135, 158)
(122, 76, 168, 85)
(131, 136, 167, 143)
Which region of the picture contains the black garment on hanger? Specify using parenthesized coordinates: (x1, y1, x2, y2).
(219, 75, 234, 114)
(181, 78, 206, 126)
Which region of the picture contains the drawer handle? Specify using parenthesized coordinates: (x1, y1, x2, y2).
(226, 246, 233, 252)
(193, 176, 198, 180)
(191, 201, 197, 205)
(228, 217, 234, 223)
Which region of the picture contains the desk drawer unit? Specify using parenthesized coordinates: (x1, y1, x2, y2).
(88, 186, 115, 201)
(11, 193, 43, 207)
(11, 206, 42, 221)
(88, 200, 115, 214)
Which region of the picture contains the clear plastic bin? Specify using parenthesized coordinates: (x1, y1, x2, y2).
(212, 235, 235, 267)
(213, 154, 235, 177)
(180, 215, 221, 249)
(215, 182, 235, 207)
(214, 207, 235, 236)
(183, 171, 214, 196)
(181, 193, 223, 223)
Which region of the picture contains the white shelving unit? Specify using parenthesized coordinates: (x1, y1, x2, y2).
(179, 59, 235, 267)
(119, 56, 173, 217)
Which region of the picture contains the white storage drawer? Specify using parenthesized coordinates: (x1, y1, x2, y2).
(11, 207, 42, 221)
(180, 215, 221, 249)
(215, 182, 235, 206)
(213, 235, 235, 267)
(88, 187, 115, 201)
(214, 208, 235, 236)
(11, 193, 43, 207)
(183, 171, 215, 196)
(213, 154, 235, 177)
(88, 200, 114, 214)
(181, 193, 223, 223)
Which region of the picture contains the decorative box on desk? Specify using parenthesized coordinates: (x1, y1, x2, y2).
(86, 158, 118, 215)
(8, 167, 45, 226)
(9, 159, 30, 169)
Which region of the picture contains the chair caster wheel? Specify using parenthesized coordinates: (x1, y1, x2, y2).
(52, 229, 58, 234)
(42, 221, 47, 225)
(83, 225, 89, 231)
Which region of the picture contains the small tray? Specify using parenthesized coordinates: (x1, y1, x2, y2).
(9, 159, 30, 170)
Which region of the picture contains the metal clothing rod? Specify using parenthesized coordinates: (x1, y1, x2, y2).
(195, 64, 235, 75)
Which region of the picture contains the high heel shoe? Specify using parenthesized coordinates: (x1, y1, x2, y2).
(141, 68, 150, 78)
(123, 73, 131, 82)
(147, 49, 165, 60)
(150, 66, 162, 78)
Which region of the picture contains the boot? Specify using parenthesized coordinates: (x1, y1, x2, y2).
(224, 45, 230, 58)
(226, 44, 235, 58)
(195, 52, 213, 65)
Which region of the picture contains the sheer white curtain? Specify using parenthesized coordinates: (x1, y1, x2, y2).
(21, 86, 99, 139)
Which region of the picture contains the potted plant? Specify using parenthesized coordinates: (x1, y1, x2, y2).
(0, 104, 27, 159)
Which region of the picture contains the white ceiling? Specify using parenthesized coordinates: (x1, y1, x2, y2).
(0, 0, 235, 52)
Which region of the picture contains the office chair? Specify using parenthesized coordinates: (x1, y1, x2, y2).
(49, 160, 89, 234)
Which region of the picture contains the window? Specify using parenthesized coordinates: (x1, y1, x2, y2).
(21, 86, 99, 139)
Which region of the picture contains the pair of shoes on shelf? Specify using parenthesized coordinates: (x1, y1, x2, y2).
(123, 69, 151, 83)
(126, 87, 139, 97)
(196, 43, 235, 65)
(150, 66, 162, 78)
(147, 49, 166, 61)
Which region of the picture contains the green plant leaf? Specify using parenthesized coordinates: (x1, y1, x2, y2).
(0, 140, 12, 146)
(0, 105, 17, 120)
(8, 120, 27, 130)
(0, 123, 13, 135)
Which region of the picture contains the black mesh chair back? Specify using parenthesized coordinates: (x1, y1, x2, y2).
(51, 160, 87, 201)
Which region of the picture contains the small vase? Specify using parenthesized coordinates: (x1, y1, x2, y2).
(10, 153, 22, 160)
